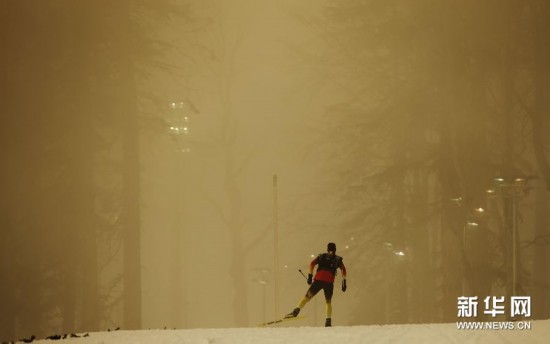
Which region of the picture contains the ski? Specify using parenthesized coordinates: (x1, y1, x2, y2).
(259, 316, 306, 327)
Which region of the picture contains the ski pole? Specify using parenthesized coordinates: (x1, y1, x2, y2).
(298, 269, 308, 281)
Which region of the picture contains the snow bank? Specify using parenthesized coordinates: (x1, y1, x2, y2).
(34, 320, 550, 344)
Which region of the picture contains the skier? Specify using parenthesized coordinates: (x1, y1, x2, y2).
(285, 242, 347, 327)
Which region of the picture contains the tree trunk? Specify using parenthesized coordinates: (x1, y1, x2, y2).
(0, 1, 18, 339)
(532, 0, 550, 319)
(0, 222, 15, 341)
(532, 0, 550, 191)
(115, 1, 142, 330)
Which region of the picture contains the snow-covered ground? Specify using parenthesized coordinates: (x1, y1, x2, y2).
(33, 319, 550, 344)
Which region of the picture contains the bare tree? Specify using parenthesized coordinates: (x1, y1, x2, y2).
(182, 0, 264, 326)
(301, 0, 550, 324)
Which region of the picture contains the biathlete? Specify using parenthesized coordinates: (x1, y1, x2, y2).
(285, 242, 347, 327)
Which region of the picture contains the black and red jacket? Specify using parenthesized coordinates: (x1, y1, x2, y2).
(310, 253, 347, 283)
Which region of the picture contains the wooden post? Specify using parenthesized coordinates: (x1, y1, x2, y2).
(273, 174, 279, 318)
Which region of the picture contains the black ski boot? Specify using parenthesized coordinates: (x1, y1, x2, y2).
(325, 318, 332, 327)
(285, 307, 300, 318)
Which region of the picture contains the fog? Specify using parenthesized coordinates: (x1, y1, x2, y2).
(1, 0, 550, 341)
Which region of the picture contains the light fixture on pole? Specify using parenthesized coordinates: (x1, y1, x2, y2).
(491, 176, 532, 299)
(166, 99, 200, 328)
(168, 100, 200, 153)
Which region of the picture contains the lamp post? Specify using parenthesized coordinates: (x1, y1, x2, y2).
(451, 196, 482, 296)
(167, 100, 199, 328)
(253, 268, 270, 324)
(383, 243, 406, 324)
(168, 101, 193, 153)
(273, 174, 279, 320)
(490, 177, 530, 299)
(461, 220, 480, 295)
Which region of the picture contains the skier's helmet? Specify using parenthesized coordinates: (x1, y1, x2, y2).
(327, 242, 336, 253)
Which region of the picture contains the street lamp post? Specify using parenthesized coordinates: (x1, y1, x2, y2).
(253, 268, 270, 324)
(512, 193, 517, 297)
(383, 243, 406, 324)
(450, 196, 482, 296)
(273, 174, 279, 320)
(491, 177, 529, 299)
(168, 101, 193, 153)
(461, 220, 479, 295)
(167, 100, 199, 328)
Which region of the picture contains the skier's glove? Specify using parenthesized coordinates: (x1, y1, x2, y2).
(307, 273, 313, 285)
(342, 279, 347, 292)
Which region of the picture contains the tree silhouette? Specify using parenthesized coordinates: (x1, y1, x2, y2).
(302, 0, 550, 323)
(0, 1, 188, 340)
